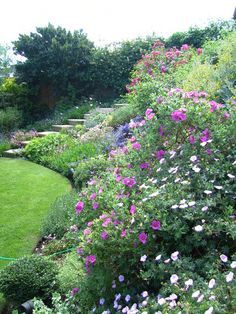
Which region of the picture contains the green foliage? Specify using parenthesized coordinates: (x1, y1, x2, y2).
(41, 191, 78, 238)
(0, 256, 58, 305)
(165, 20, 235, 48)
(0, 106, 22, 133)
(74, 155, 111, 187)
(57, 252, 85, 294)
(0, 136, 11, 155)
(106, 105, 137, 127)
(0, 44, 12, 81)
(84, 110, 108, 129)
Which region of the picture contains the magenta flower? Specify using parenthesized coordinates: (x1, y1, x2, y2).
(197, 48, 202, 55)
(132, 142, 141, 150)
(83, 228, 91, 235)
(101, 231, 109, 240)
(75, 201, 84, 214)
(147, 113, 155, 120)
(171, 110, 187, 122)
(130, 205, 136, 215)
(102, 217, 112, 227)
(122, 177, 136, 188)
(140, 162, 149, 169)
(161, 65, 167, 73)
(85, 254, 96, 272)
(145, 108, 153, 116)
(93, 202, 99, 210)
(189, 135, 195, 144)
(181, 44, 189, 50)
(200, 128, 210, 142)
(151, 220, 161, 230)
(130, 136, 136, 143)
(121, 229, 127, 238)
(71, 287, 79, 296)
(155, 150, 166, 160)
(139, 232, 148, 244)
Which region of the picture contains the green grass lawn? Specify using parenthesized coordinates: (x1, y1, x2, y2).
(0, 157, 71, 268)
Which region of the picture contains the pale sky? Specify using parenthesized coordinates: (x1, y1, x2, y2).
(1, 0, 235, 46)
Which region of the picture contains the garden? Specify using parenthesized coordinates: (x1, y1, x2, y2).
(0, 20, 235, 314)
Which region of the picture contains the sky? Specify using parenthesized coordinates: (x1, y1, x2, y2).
(0, 0, 235, 46)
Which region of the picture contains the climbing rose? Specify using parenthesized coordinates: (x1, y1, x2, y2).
(75, 201, 84, 214)
(139, 232, 148, 244)
(122, 177, 136, 188)
(171, 110, 187, 122)
(145, 108, 153, 116)
(151, 220, 161, 230)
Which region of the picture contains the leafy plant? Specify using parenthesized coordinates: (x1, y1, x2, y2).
(0, 106, 22, 133)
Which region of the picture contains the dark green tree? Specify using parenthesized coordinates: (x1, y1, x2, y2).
(13, 24, 94, 118)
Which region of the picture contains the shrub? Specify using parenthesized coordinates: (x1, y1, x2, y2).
(23, 134, 74, 163)
(0, 107, 22, 133)
(0, 256, 58, 305)
(84, 110, 108, 129)
(73, 155, 111, 187)
(0, 136, 11, 155)
(106, 105, 137, 127)
(41, 191, 78, 238)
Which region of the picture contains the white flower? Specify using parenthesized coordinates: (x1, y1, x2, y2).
(122, 306, 129, 313)
(227, 174, 235, 179)
(170, 274, 179, 284)
(180, 199, 186, 204)
(171, 204, 179, 209)
(209, 295, 216, 301)
(220, 254, 228, 263)
(201, 206, 208, 212)
(100, 298, 105, 305)
(179, 204, 188, 209)
(167, 294, 178, 301)
(214, 185, 223, 190)
(171, 251, 179, 261)
(190, 155, 198, 162)
(169, 300, 177, 308)
(140, 255, 147, 262)
(205, 307, 214, 314)
(188, 201, 196, 206)
(208, 279, 216, 289)
(204, 190, 212, 195)
(158, 298, 166, 305)
(185, 279, 193, 287)
(155, 254, 162, 261)
(230, 261, 236, 269)
(156, 167, 161, 172)
(192, 290, 200, 298)
(125, 295, 131, 302)
(194, 225, 203, 232)
(197, 294, 204, 303)
(175, 178, 181, 183)
(192, 165, 201, 173)
(226, 272, 234, 282)
(164, 258, 170, 264)
(141, 291, 148, 298)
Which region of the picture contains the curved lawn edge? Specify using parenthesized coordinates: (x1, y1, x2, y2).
(0, 157, 71, 268)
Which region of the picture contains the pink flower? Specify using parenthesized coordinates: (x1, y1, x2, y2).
(139, 232, 148, 244)
(102, 217, 112, 227)
(71, 287, 79, 296)
(122, 177, 136, 188)
(155, 150, 166, 160)
(223, 112, 230, 119)
(161, 65, 167, 73)
(145, 108, 153, 116)
(171, 110, 187, 122)
(200, 128, 210, 142)
(181, 44, 189, 51)
(83, 228, 91, 235)
(132, 142, 141, 150)
(85, 254, 96, 272)
(197, 48, 202, 55)
(101, 231, 109, 240)
(90, 193, 97, 200)
(147, 113, 155, 120)
(121, 229, 127, 238)
(130, 205, 136, 215)
(151, 220, 161, 230)
(130, 136, 136, 143)
(75, 201, 84, 214)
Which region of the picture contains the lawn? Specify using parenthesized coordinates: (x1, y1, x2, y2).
(0, 157, 71, 268)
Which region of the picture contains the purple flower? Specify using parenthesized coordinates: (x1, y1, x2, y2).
(132, 142, 141, 150)
(90, 193, 97, 200)
(71, 287, 79, 296)
(189, 135, 195, 144)
(139, 232, 148, 244)
(171, 110, 187, 122)
(130, 205, 136, 215)
(200, 128, 210, 142)
(85, 255, 96, 272)
(75, 201, 84, 214)
(92, 202, 99, 210)
(101, 231, 109, 240)
(140, 162, 149, 169)
(159, 125, 165, 136)
(121, 229, 127, 238)
(122, 177, 136, 188)
(150, 220, 161, 230)
(119, 275, 125, 282)
(155, 150, 166, 160)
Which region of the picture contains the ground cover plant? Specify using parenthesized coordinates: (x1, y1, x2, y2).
(26, 35, 236, 313)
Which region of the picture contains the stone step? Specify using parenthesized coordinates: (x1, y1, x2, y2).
(37, 131, 60, 137)
(20, 140, 31, 147)
(84, 113, 91, 119)
(113, 103, 129, 108)
(52, 125, 73, 132)
(68, 119, 86, 125)
(3, 148, 23, 158)
(96, 107, 114, 114)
